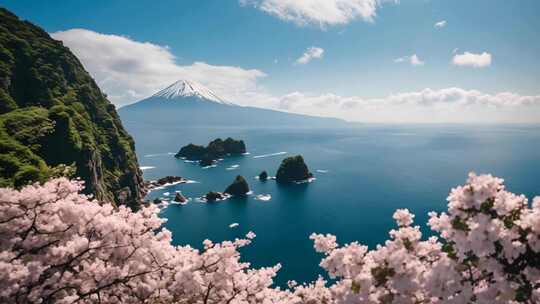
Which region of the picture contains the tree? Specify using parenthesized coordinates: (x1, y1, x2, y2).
(1, 173, 539, 303)
(0, 178, 284, 303)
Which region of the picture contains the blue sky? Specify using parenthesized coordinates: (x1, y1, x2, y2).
(2, 0, 540, 123)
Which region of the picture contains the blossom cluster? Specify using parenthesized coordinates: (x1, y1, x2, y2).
(0, 173, 538, 303)
(311, 173, 540, 303)
(0, 178, 286, 303)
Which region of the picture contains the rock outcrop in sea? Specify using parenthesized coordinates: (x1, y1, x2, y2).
(175, 137, 246, 166)
(205, 191, 226, 202)
(199, 155, 215, 167)
(144, 176, 187, 190)
(224, 175, 250, 196)
(174, 192, 187, 203)
(275, 155, 313, 183)
(258, 171, 268, 181)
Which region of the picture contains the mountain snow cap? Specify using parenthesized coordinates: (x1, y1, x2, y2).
(152, 80, 233, 105)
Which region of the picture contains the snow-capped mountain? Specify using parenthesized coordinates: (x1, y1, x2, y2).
(119, 80, 347, 128)
(151, 80, 233, 105)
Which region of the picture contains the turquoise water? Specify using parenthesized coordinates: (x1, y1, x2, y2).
(124, 123, 540, 286)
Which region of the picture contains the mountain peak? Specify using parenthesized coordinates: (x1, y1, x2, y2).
(152, 80, 232, 105)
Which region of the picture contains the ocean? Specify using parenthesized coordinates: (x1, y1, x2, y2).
(124, 123, 540, 286)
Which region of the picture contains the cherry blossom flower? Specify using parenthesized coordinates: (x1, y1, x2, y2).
(1, 173, 539, 303)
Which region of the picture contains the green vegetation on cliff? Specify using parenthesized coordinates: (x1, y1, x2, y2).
(0, 8, 144, 208)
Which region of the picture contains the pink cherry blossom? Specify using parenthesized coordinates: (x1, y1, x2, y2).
(0, 173, 538, 303)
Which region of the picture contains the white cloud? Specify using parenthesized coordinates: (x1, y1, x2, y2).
(239, 0, 393, 28)
(452, 51, 492, 68)
(295, 47, 325, 65)
(52, 29, 539, 123)
(51, 29, 267, 107)
(434, 20, 447, 28)
(394, 54, 424, 66)
(273, 88, 540, 123)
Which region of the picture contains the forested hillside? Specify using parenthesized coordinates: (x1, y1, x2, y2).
(0, 8, 144, 208)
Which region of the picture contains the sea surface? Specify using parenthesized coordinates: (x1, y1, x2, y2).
(123, 123, 540, 286)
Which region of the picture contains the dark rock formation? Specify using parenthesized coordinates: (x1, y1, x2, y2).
(175, 137, 246, 166)
(205, 191, 225, 202)
(258, 171, 268, 181)
(156, 176, 184, 185)
(174, 192, 187, 203)
(199, 155, 215, 167)
(0, 8, 144, 209)
(175, 143, 206, 160)
(144, 176, 186, 190)
(224, 175, 250, 196)
(275, 155, 313, 184)
(223, 137, 246, 154)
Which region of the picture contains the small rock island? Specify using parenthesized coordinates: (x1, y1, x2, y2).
(205, 191, 226, 202)
(144, 176, 187, 191)
(175, 138, 246, 166)
(258, 171, 268, 181)
(224, 175, 250, 196)
(275, 155, 313, 184)
(174, 192, 187, 203)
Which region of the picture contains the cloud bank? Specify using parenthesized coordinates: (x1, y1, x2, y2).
(275, 88, 540, 123)
(51, 29, 267, 107)
(239, 0, 390, 27)
(452, 52, 492, 68)
(53, 29, 539, 123)
(295, 47, 325, 65)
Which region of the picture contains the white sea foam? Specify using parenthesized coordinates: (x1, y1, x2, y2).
(155, 200, 170, 209)
(163, 192, 170, 196)
(147, 179, 198, 192)
(253, 152, 287, 159)
(140, 166, 155, 171)
(226, 164, 240, 170)
(170, 198, 190, 206)
(144, 152, 175, 158)
(294, 177, 317, 184)
(202, 164, 217, 169)
(316, 169, 328, 173)
(197, 193, 231, 203)
(255, 194, 272, 201)
(229, 223, 239, 228)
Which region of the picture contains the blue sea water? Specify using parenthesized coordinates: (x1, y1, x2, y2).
(124, 123, 540, 286)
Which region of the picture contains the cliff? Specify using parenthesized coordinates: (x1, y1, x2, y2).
(0, 8, 145, 209)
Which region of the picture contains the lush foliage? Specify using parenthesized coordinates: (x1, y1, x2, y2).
(1, 173, 539, 303)
(0, 8, 143, 208)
